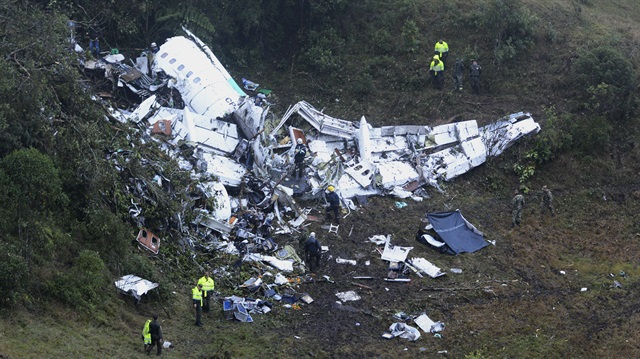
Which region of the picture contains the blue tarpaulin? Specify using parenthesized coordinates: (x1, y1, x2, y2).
(426, 210, 488, 254)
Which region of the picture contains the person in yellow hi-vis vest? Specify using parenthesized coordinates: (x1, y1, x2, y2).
(434, 38, 449, 68)
(142, 318, 152, 352)
(198, 271, 215, 313)
(192, 283, 203, 327)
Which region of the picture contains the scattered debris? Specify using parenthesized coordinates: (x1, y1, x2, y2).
(385, 323, 421, 341)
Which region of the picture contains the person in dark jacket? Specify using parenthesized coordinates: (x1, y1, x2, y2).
(293, 138, 307, 178)
(325, 185, 341, 224)
(470, 60, 482, 95)
(304, 232, 322, 272)
(146, 313, 163, 356)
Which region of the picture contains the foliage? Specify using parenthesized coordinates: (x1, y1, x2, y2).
(477, 0, 538, 64)
(0, 3, 77, 156)
(0, 243, 28, 308)
(401, 19, 421, 54)
(0, 148, 69, 270)
(527, 107, 573, 164)
(573, 46, 637, 122)
(50, 250, 108, 310)
(299, 28, 345, 73)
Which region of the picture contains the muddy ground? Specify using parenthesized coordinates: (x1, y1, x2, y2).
(156, 143, 640, 359)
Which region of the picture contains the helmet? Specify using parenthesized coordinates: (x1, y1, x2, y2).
(297, 138, 303, 144)
(433, 55, 439, 60)
(327, 185, 335, 192)
(310, 232, 316, 238)
(151, 42, 157, 47)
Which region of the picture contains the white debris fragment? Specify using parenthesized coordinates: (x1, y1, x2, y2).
(336, 258, 357, 265)
(409, 258, 446, 278)
(335, 291, 361, 302)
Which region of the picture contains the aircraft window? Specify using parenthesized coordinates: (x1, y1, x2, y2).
(169, 58, 176, 64)
(177, 64, 185, 71)
(193, 77, 201, 84)
(186, 71, 193, 78)
(160, 52, 168, 58)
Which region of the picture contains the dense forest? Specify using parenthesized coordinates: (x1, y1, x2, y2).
(1, 0, 640, 357)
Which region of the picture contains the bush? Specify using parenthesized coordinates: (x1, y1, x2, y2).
(573, 46, 637, 122)
(50, 250, 108, 310)
(479, 0, 538, 64)
(0, 243, 28, 308)
(299, 28, 345, 73)
(401, 20, 420, 54)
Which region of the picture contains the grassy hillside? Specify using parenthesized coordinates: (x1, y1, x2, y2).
(2, 0, 640, 358)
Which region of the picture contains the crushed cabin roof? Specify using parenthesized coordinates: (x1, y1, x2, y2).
(105, 28, 540, 232)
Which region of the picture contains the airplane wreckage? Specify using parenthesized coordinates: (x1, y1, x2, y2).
(83, 28, 540, 257)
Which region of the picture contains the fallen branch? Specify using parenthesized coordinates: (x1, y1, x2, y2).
(351, 282, 373, 290)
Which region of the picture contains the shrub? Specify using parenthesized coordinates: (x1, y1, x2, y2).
(573, 46, 637, 122)
(0, 243, 28, 308)
(401, 20, 420, 54)
(479, 0, 538, 64)
(299, 28, 345, 73)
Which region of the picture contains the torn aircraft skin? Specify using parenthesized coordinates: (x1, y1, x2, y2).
(101, 28, 540, 247)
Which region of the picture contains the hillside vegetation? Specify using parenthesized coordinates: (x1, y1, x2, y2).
(1, 0, 640, 358)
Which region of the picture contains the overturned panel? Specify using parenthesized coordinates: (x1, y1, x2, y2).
(136, 228, 160, 254)
(193, 210, 233, 234)
(345, 161, 376, 187)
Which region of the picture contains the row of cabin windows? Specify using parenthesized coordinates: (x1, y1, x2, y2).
(160, 52, 201, 84)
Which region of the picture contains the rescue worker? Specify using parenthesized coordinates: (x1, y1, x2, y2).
(429, 55, 445, 90)
(192, 283, 203, 326)
(293, 138, 307, 178)
(142, 318, 152, 352)
(88, 27, 100, 58)
(197, 271, 215, 313)
(325, 185, 341, 224)
(434, 38, 449, 68)
(453, 58, 464, 92)
(470, 60, 482, 95)
(304, 232, 322, 272)
(540, 185, 555, 217)
(147, 42, 160, 77)
(146, 313, 163, 356)
(511, 189, 525, 228)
